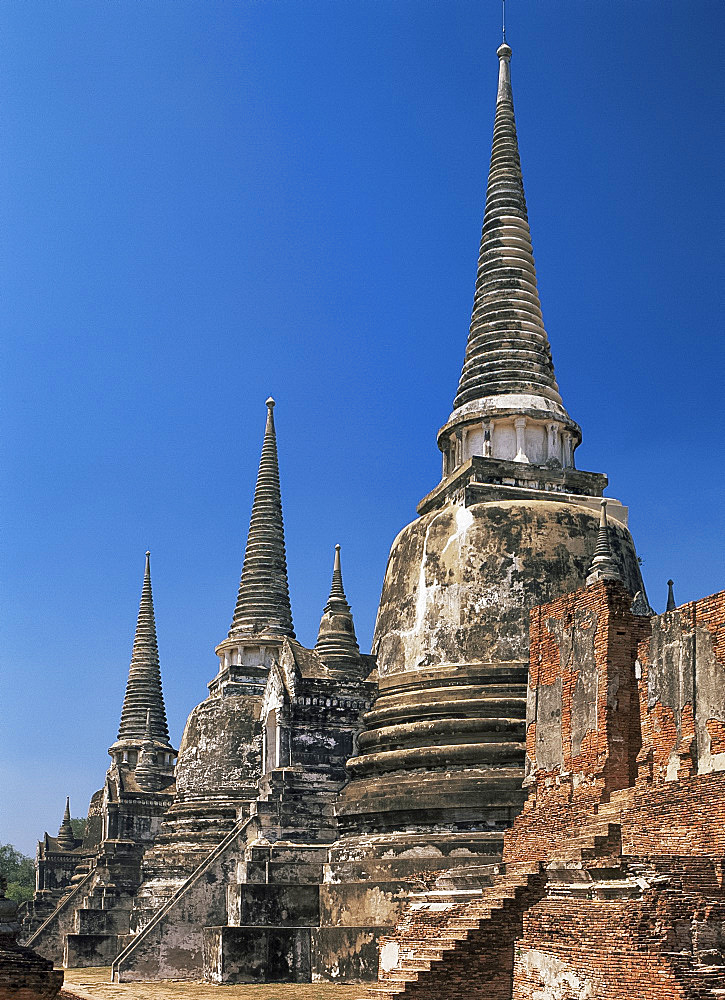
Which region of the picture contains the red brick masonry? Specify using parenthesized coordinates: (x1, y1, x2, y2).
(362, 584, 725, 999)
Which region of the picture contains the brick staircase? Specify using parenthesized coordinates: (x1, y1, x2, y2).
(356, 805, 630, 1000)
(356, 862, 546, 998)
(684, 966, 725, 999)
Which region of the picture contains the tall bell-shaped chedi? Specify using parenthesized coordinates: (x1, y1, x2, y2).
(24, 553, 178, 966)
(112, 400, 304, 982)
(165, 398, 294, 811)
(108, 551, 177, 790)
(335, 41, 647, 856)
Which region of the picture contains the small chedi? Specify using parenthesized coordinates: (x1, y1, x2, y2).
(18, 33, 724, 999)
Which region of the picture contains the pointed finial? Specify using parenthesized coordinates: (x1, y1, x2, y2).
(598, 498, 608, 530)
(315, 544, 360, 666)
(666, 579, 676, 612)
(502, 0, 506, 44)
(586, 500, 622, 586)
(329, 544, 345, 600)
(146, 550, 150, 558)
(266, 397, 275, 409)
(56, 796, 75, 850)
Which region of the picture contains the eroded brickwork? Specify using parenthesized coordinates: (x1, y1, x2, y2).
(367, 584, 725, 999)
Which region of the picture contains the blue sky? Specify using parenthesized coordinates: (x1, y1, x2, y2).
(1, 1, 723, 854)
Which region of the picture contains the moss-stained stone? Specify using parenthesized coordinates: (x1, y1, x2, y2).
(375, 500, 643, 674)
(336, 499, 643, 847)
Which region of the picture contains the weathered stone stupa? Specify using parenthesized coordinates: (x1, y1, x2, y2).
(334, 40, 646, 862)
(173, 397, 296, 811)
(23, 30, 691, 992)
(107, 398, 298, 968)
(22, 552, 176, 967)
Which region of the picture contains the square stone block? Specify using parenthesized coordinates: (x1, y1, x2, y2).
(204, 926, 311, 983)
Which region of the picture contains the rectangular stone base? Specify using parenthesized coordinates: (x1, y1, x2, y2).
(203, 926, 311, 983)
(311, 926, 393, 982)
(64, 933, 119, 968)
(227, 884, 319, 927)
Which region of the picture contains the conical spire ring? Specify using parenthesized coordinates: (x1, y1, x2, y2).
(454, 43, 563, 411)
(229, 399, 295, 639)
(116, 552, 172, 747)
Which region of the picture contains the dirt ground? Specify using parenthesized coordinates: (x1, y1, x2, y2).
(60, 968, 365, 1000)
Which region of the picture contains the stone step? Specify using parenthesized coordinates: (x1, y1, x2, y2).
(226, 883, 320, 928)
(346, 741, 526, 781)
(411, 874, 532, 899)
(394, 958, 435, 972)
(326, 855, 504, 884)
(357, 717, 527, 754)
(358, 987, 408, 997)
(683, 965, 725, 982)
(377, 664, 529, 695)
(380, 936, 463, 952)
(345, 786, 527, 815)
(260, 844, 331, 863)
(374, 676, 528, 708)
(382, 971, 421, 985)
(239, 861, 325, 885)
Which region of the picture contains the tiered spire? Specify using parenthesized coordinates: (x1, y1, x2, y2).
(56, 797, 75, 850)
(586, 500, 622, 586)
(229, 399, 295, 639)
(116, 552, 171, 746)
(315, 545, 360, 666)
(436, 41, 581, 479)
(454, 42, 563, 411)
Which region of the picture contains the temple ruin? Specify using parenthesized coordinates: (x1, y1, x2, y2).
(16, 33, 724, 999)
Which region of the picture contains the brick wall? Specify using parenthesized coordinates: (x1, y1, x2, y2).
(637, 589, 725, 785)
(506, 585, 725, 865)
(375, 584, 725, 1000)
(624, 771, 725, 857)
(525, 580, 650, 806)
(512, 892, 712, 1000)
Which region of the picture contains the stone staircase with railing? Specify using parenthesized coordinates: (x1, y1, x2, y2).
(63, 886, 134, 967)
(123, 798, 244, 935)
(111, 814, 260, 982)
